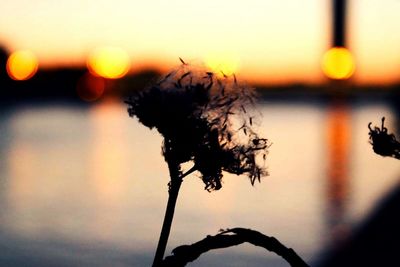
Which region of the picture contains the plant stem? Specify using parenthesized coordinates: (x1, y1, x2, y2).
(152, 161, 182, 267)
(161, 228, 310, 267)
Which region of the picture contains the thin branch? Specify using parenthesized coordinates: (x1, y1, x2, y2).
(178, 165, 197, 180)
(160, 228, 310, 267)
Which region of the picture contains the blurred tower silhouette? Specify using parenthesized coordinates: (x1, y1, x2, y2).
(322, 0, 354, 82)
(0, 46, 8, 80)
(0, 46, 10, 95)
(333, 0, 347, 47)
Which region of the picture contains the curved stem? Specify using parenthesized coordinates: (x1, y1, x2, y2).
(152, 161, 182, 267)
(161, 228, 310, 267)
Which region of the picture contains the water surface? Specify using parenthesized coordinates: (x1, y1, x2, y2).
(0, 100, 399, 266)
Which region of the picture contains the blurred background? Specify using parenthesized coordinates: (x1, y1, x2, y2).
(0, 0, 400, 266)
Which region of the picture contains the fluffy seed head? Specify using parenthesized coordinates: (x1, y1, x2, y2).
(126, 62, 269, 190)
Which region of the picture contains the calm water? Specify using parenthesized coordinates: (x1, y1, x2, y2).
(0, 99, 399, 267)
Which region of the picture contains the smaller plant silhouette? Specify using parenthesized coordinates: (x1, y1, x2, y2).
(368, 117, 400, 159)
(126, 61, 269, 266)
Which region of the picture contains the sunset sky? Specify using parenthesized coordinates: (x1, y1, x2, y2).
(0, 0, 399, 85)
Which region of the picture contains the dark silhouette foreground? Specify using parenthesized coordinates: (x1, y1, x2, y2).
(160, 228, 310, 267)
(319, 182, 400, 267)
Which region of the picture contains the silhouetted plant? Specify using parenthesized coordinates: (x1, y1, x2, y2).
(125, 60, 269, 266)
(368, 117, 400, 159)
(161, 228, 310, 267)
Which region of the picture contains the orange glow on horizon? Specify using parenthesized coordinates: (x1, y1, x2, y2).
(6, 50, 39, 80)
(2, 0, 399, 85)
(322, 47, 355, 80)
(87, 47, 130, 79)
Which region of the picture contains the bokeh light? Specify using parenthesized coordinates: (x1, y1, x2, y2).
(76, 72, 106, 102)
(87, 46, 130, 79)
(205, 52, 240, 76)
(6, 50, 39, 80)
(322, 47, 355, 80)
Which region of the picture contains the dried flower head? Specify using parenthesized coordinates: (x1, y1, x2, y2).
(368, 117, 400, 159)
(126, 62, 269, 191)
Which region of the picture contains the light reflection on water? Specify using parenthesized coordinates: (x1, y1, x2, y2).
(0, 100, 399, 266)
